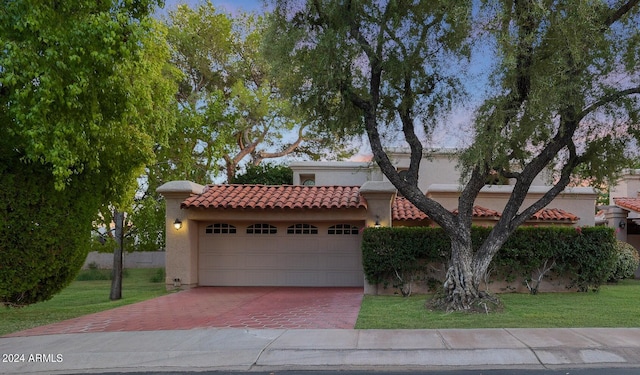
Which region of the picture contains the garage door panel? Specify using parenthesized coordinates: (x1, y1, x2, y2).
(243, 253, 278, 269)
(284, 271, 322, 285)
(199, 222, 364, 287)
(326, 271, 363, 285)
(284, 253, 321, 269)
(327, 255, 361, 270)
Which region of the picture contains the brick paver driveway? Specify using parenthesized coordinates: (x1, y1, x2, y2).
(4, 287, 363, 337)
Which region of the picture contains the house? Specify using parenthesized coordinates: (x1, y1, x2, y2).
(602, 169, 640, 279)
(157, 149, 597, 292)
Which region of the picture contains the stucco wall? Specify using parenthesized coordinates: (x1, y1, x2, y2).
(290, 161, 379, 186)
(83, 251, 165, 269)
(367, 262, 582, 296)
(426, 185, 596, 226)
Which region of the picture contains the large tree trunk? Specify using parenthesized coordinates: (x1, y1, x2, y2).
(442, 236, 479, 310)
(430, 230, 503, 313)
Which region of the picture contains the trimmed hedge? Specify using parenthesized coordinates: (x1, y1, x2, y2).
(362, 226, 617, 293)
(0, 157, 98, 306)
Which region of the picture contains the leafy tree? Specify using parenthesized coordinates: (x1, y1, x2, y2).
(233, 163, 293, 184)
(266, 0, 640, 311)
(0, 1, 176, 305)
(160, 2, 356, 184)
(118, 2, 361, 258)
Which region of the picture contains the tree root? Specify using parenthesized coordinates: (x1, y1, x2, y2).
(426, 290, 503, 314)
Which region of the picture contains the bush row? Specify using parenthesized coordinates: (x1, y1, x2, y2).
(362, 226, 618, 293)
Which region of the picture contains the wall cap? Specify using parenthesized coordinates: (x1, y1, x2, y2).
(156, 180, 205, 196)
(359, 181, 397, 194)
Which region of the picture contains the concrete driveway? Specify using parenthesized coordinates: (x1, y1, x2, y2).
(4, 287, 363, 337)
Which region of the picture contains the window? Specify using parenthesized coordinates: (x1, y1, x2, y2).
(205, 223, 236, 234)
(300, 173, 315, 186)
(246, 223, 277, 234)
(328, 224, 359, 235)
(287, 223, 318, 234)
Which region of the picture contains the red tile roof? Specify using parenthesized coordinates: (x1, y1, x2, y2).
(392, 197, 578, 222)
(614, 197, 640, 213)
(392, 197, 429, 220)
(528, 208, 579, 222)
(181, 184, 580, 223)
(392, 197, 500, 221)
(181, 185, 367, 210)
(452, 206, 502, 218)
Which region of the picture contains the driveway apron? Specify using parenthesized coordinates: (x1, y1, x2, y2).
(4, 287, 363, 337)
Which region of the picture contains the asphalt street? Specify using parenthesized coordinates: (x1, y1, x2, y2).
(80, 369, 640, 375)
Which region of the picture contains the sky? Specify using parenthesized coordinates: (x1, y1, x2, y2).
(159, 0, 266, 15)
(156, 0, 477, 155)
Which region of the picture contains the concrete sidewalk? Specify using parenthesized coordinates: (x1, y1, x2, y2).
(1, 328, 640, 374)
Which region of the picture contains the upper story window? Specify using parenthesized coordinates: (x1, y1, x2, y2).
(287, 223, 318, 234)
(328, 224, 360, 235)
(205, 223, 236, 234)
(246, 223, 278, 234)
(300, 173, 316, 186)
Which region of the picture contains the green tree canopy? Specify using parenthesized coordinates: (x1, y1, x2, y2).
(159, 1, 358, 184)
(0, 0, 177, 305)
(233, 163, 293, 185)
(266, 0, 640, 311)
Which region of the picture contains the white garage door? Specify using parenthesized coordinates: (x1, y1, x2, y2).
(198, 222, 364, 287)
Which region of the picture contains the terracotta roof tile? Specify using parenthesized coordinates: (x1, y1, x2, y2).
(392, 197, 429, 220)
(614, 197, 640, 213)
(181, 184, 367, 210)
(529, 208, 579, 222)
(392, 197, 578, 223)
(392, 197, 500, 221)
(452, 206, 502, 218)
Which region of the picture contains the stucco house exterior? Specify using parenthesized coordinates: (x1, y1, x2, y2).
(157, 149, 597, 292)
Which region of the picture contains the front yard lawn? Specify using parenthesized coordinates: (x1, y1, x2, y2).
(0, 268, 169, 336)
(355, 279, 640, 329)
(3, 270, 638, 335)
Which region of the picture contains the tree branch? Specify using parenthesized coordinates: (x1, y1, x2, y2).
(257, 126, 306, 161)
(578, 86, 640, 122)
(603, 0, 640, 28)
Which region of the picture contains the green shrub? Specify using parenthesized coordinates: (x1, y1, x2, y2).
(75, 268, 112, 281)
(362, 226, 617, 293)
(0, 156, 100, 306)
(150, 268, 165, 283)
(609, 241, 640, 281)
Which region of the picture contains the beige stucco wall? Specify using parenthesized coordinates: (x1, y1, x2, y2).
(426, 184, 596, 226)
(386, 148, 554, 190)
(290, 161, 381, 186)
(610, 169, 640, 221)
(359, 181, 396, 228)
(386, 149, 461, 189)
(293, 149, 559, 199)
(157, 181, 204, 290)
(610, 169, 640, 200)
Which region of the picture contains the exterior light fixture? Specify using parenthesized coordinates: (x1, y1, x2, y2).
(619, 220, 626, 229)
(374, 216, 381, 228)
(173, 218, 183, 230)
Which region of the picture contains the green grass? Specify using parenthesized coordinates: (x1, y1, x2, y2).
(356, 279, 640, 329)
(4, 270, 638, 335)
(0, 268, 169, 336)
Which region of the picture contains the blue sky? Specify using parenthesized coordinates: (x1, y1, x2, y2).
(160, 0, 266, 15)
(156, 0, 475, 151)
